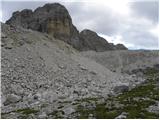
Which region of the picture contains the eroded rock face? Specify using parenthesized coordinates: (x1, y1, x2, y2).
(79, 29, 127, 51)
(6, 3, 127, 51)
(6, 3, 83, 50)
(79, 29, 113, 52)
(6, 3, 71, 37)
(115, 44, 128, 50)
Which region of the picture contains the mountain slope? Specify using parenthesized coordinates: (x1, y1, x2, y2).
(1, 22, 158, 119)
(1, 23, 135, 118)
(81, 50, 158, 73)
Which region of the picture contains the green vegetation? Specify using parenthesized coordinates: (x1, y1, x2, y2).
(1, 66, 158, 119)
(1, 108, 39, 119)
(74, 66, 159, 119)
(15, 108, 39, 115)
(76, 103, 121, 119)
(48, 110, 64, 119)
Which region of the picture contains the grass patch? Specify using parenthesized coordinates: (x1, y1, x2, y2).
(94, 104, 121, 119)
(75, 66, 159, 119)
(15, 108, 39, 115)
(76, 103, 121, 119)
(117, 84, 156, 101)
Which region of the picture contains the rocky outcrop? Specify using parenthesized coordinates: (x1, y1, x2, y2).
(79, 29, 127, 51)
(4, 94, 21, 106)
(79, 29, 114, 51)
(113, 83, 129, 94)
(7, 4, 70, 36)
(6, 3, 83, 50)
(115, 44, 128, 50)
(6, 3, 127, 51)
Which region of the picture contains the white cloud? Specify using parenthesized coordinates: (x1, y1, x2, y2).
(1, 0, 159, 50)
(149, 25, 159, 37)
(98, 33, 134, 47)
(98, 33, 136, 49)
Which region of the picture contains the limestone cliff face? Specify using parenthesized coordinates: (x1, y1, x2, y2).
(79, 29, 128, 51)
(79, 29, 114, 51)
(6, 3, 127, 51)
(6, 3, 83, 50)
(115, 44, 128, 50)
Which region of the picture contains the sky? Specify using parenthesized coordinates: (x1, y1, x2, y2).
(1, 0, 159, 50)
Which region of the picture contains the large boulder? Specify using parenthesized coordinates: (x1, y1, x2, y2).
(3, 94, 21, 105)
(113, 83, 129, 94)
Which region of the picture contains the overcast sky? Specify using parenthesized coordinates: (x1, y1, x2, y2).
(1, 0, 159, 50)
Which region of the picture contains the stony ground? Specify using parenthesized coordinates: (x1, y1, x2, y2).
(81, 50, 158, 74)
(1, 23, 159, 119)
(70, 66, 159, 119)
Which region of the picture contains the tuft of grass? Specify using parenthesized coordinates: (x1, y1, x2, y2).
(94, 104, 121, 119)
(117, 84, 156, 101)
(76, 105, 94, 119)
(15, 108, 39, 115)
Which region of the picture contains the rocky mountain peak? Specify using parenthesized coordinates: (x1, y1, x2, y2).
(79, 29, 113, 51)
(80, 29, 98, 36)
(6, 3, 76, 42)
(115, 44, 128, 50)
(79, 29, 128, 51)
(6, 3, 127, 51)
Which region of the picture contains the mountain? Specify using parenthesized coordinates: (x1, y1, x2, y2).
(1, 2, 158, 119)
(1, 22, 130, 118)
(6, 3, 127, 51)
(1, 21, 158, 119)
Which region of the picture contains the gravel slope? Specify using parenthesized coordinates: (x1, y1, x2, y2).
(1, 23, 159, 118)
(81, 50, 158, 73)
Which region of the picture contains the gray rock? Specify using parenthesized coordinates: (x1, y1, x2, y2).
(1, 32, 7, 38)
(146, 104, 159, 114)
(4, 94, 21, 105)
(79, 29, 127, 51)
(33, 93, 41, 100)
(38, 112, 47, 119)
(115, 112, 127, 119)
(88, 113, 94, 119)
(63, 107, 75, 115)
(115, 44, 128, 50)
(113, 83, 129, 94)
